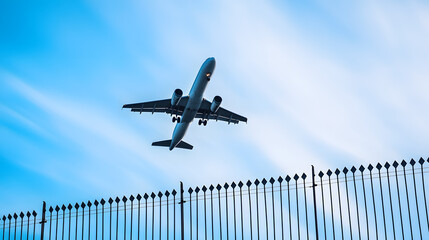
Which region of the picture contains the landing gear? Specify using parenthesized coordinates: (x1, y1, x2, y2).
(198, 119, 208, 126)
(172, 116, 181, 123)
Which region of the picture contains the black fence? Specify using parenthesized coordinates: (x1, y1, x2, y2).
(2, 158, 429, 239)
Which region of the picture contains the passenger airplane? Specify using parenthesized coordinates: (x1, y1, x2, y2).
(123, 57, 247, 150)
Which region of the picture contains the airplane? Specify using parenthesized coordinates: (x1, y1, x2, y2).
(122, 57, 247, 150)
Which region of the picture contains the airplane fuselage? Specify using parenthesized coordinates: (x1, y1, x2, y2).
(169, 57, 216, 150)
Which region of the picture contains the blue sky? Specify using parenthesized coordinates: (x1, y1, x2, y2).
(1, 1, 429, 214)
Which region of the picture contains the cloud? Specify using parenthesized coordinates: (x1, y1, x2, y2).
(88, 0, 429, 170)
(2, 73, 161, 192)
(2, 71, 260, 198)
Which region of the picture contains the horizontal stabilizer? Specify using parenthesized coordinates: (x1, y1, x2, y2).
(152, 140, 171, 147)
(176, 141, 193, 150)
(151, 140, 193, 150)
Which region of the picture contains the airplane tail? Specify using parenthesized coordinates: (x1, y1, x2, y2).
(152, 140, 193, 150)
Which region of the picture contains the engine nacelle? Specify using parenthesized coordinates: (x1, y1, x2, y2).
(171, 89, 183, 106)
(171, 88, 183, 106)
(210, 95, 222, 112)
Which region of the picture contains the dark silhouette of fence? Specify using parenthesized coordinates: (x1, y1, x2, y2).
(2, 158, 429, 239)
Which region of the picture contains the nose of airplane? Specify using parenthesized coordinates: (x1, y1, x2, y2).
(206, 57, 215, 63)
(206, 57, 216, 70)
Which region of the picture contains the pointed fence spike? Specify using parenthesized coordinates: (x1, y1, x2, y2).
(202, 186, 207, 192)
(87, 201, 92, 207)
(32, 211, 37, 217)
(254, 179, 260, 185)
(293, 174, 299, 180)
(343, 167, 349, 174)
(231, 182, 237, 188)
(318, 171, 324, 178)
(137, 194, 142, 200)
(19, 212, 24, 218)
(49, 206, 53, 212)
(376, 163, 382, 170)
(108, 198, 113, 204)
(224, 183, 229, 189)
(335, 169, 340, 175)
(410, 159, 416, 166)
(384, 162, 391, 169)
(278, 176, 284, 183)
(150, 193, 156, 198)
(285, 175, 291, 182)
(246, 181, 252, 187)
(419, 158, 425, 165)
(261, 178, 267, 185)
(171, 190, 177, 196)
(401, 160, 407, 167)
(188, 188, 193, 194)
(368, 164, 374, 171)
(209, 185, 215, 191)
(115, 197, 120, 203)
(195, 187, 200, 193)
(216, 184, 222, 191)
(55, 206, 60, 211)
(327, 170, 333, 176)
(165, 191, 170, 197)
(129, 195, 135, 201)
(238, 181, 244, 188)
(301, 173, 307, 179)
(393, 161, 399, 168)
(68, 204, 73, 210)
(158, 192, 163, 198)
(269, 177, 275, 184)
(122, 196, 128, 202)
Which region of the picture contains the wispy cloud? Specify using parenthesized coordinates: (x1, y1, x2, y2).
(125, 0, 427, 169)
(3, 73, 160, 192)
(90, 0, 429, 170)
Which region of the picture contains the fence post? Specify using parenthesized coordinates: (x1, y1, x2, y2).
(312, 165, 319, 240)
(180, 182, 185, 240)
(40, 201, 47, 240)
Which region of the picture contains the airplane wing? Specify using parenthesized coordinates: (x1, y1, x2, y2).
(122, 96, 189, 115)
(196, 99, 247, 124)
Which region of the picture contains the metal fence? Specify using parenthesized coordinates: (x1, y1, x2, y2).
(2, 158, 429, 240)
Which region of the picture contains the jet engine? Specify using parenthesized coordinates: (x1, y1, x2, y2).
(210, 95, 222, 112)
(171, 89, 183, 106)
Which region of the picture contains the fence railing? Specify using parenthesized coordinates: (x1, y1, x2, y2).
(2, 158, 429, 239)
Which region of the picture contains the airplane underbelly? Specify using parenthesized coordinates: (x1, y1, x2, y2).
(181, 108, 198, 123)
(171, 122, 190, 147)
(181, 95, 203, 123)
